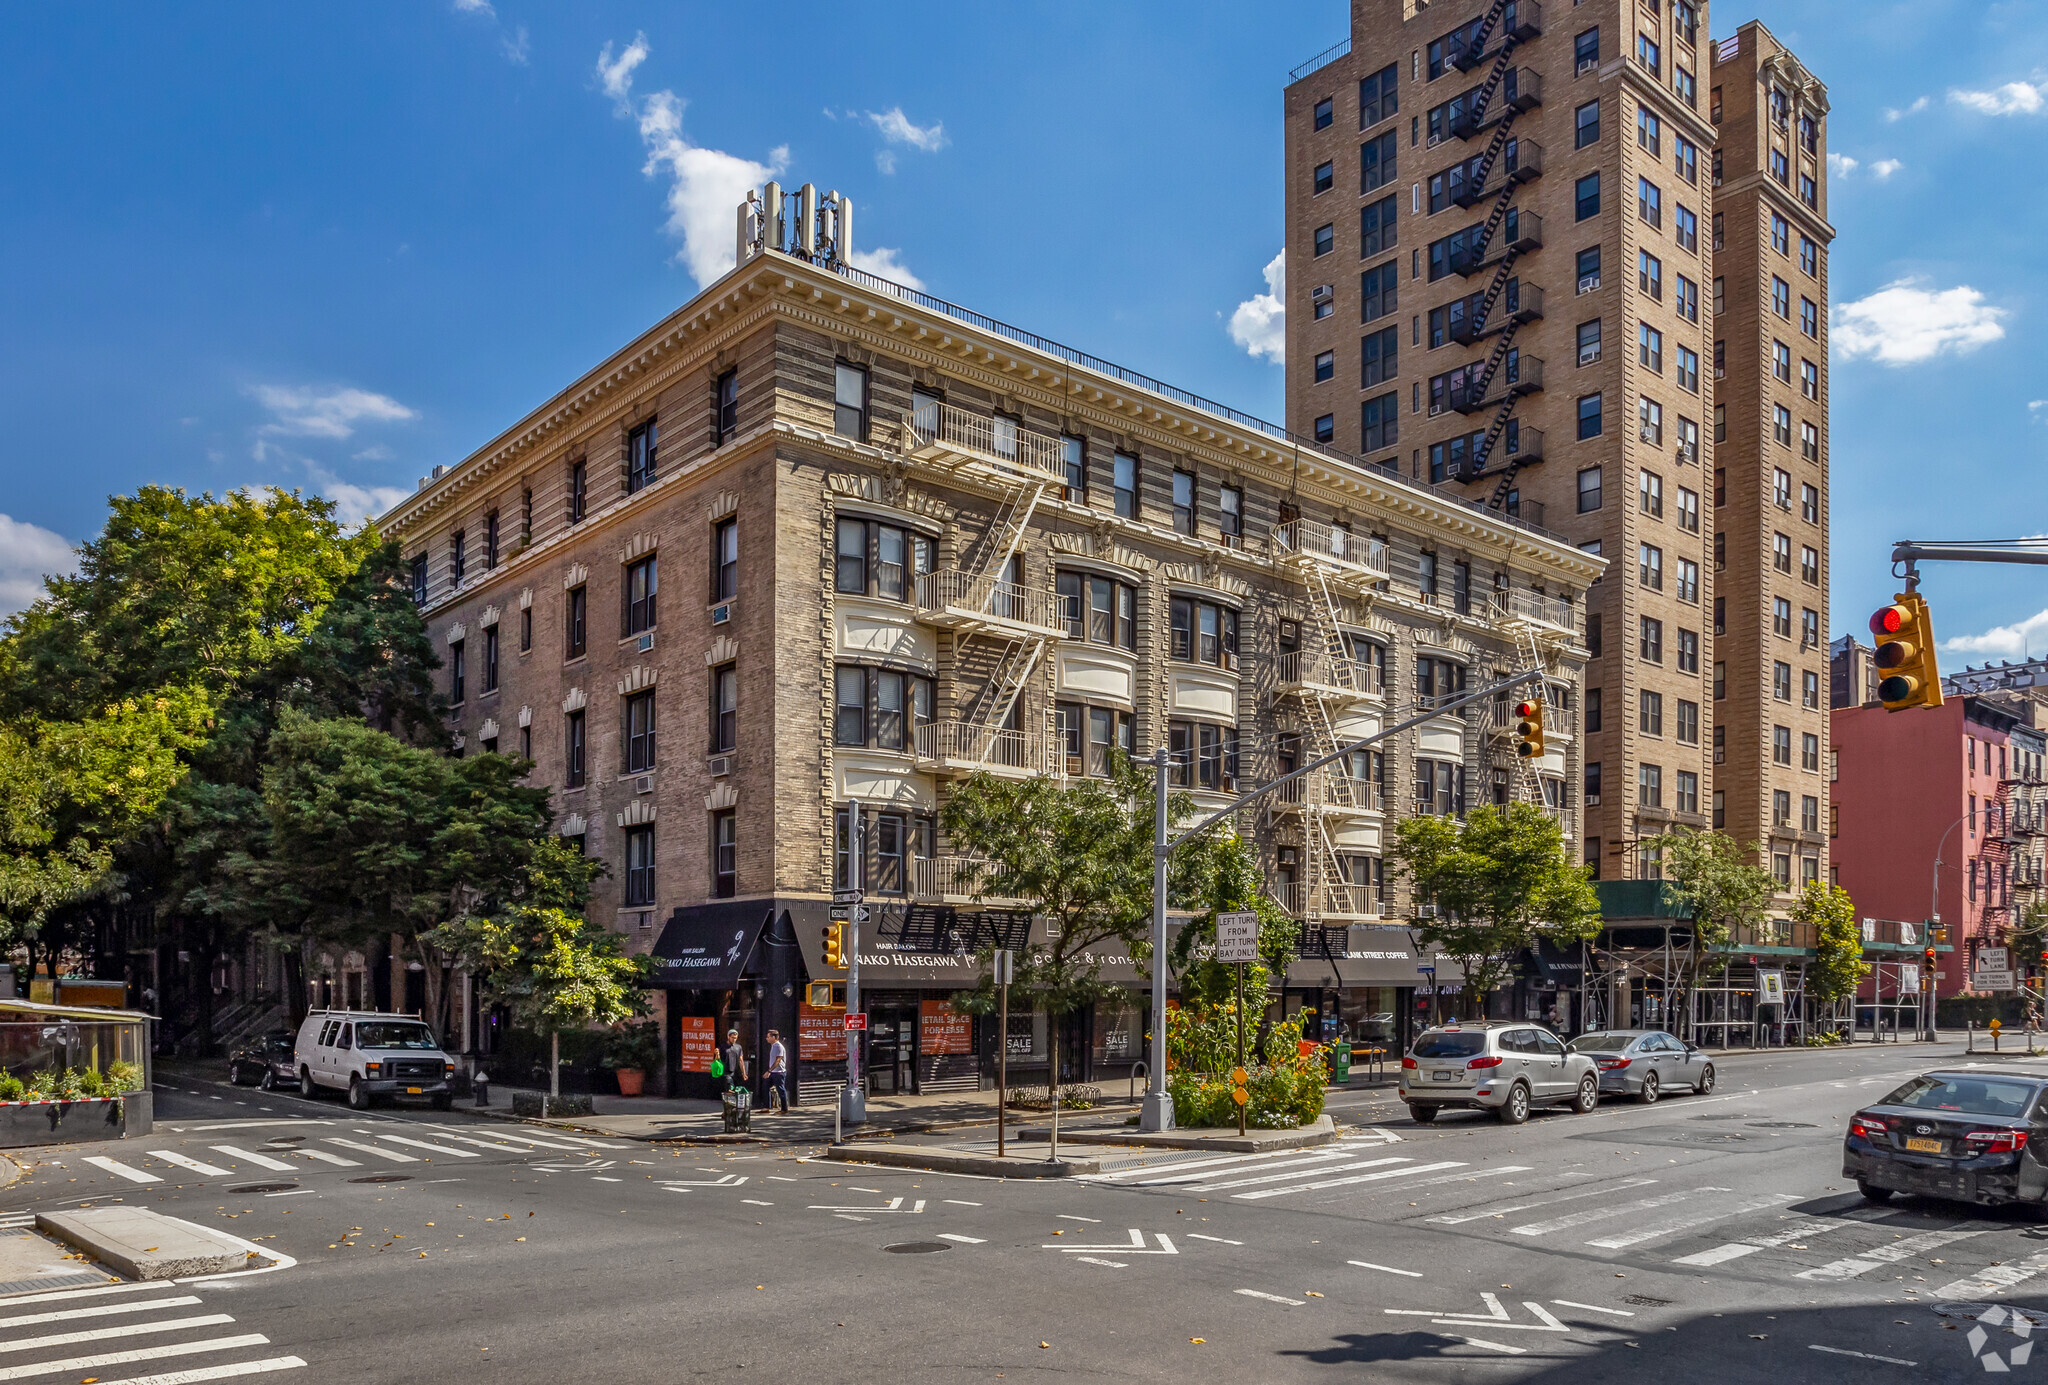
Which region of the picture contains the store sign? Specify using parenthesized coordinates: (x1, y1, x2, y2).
(920, 999, 973, 1055)
(798, 1003, 844, 1060)
(676, 1016, 718, 1073)
(1758, 971, 1786, 1006)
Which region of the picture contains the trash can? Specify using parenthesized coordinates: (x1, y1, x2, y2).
(721, 1087, 752, 1133)
(1332, 1039, 1352, 1085)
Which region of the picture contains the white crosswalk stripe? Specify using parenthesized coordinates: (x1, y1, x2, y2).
(1933, 1248, 2048, 1298)
(403, 1130, 553, 1155)
(1583, 1193, 1799, 1250)
(323, 1138, 418, 1163)
(147, 1152, 235, 1178)
(364, 1134, 478, 1160)
(1670, 1214, 1875, 1267)
(82, 1156, 161, 1185)
(288, 1149, 358, 1168)
(1511, 1187, 1728, 1238)
(1191, 1155, 1411, 1193)
(1796, 1227, 1988, 1282)
(417, 1125, 598, 1152)
(0, 1284, 306, 1384)
(1429, 1178, 1657, 1225)
(1236, 1160, 1471, 1201)
(209, 1146, 296, 1173)
(0, 1296, 200, 1332)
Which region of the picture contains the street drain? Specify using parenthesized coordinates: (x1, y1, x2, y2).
(347, 1175, 413, 1184)
(882, 1242, 951, 1255)
(1624, 1294, 1674, 1308)
(228, 1182, 296, 1194)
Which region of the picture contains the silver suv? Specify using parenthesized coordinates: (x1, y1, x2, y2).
(1399, 1022, 1599, 1125)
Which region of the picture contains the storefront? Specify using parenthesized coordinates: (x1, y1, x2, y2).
(649, 898, 813, 1099)
(1282, 925, 1464, 1059)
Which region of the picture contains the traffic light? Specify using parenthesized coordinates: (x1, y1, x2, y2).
(822, 921, 846, 969)
(1925, 946, 1938, 968)
(1514, 698, 1545, 759)
(1870, 594, 1944, 711)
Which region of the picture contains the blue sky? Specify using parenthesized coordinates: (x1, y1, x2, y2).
(1, 1, 2044, 660)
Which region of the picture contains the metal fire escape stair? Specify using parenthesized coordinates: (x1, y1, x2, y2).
(950, 475, 1060, 770)
(1452, 0, 1518, 73)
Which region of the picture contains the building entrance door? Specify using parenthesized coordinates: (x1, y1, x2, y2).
(866, 1005, 917, 1095)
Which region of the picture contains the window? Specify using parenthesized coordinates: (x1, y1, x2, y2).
(1315, 298, 1333, 321)
(1586, 688, 1602, 734)
(410, 554, 428, 606)
(1677, 486, 1699, 533)
(1674, 204, 1697, 252)
(1773, 790, 1792, 828)
(1676, 699, 1699, 744)
(1674, 64, 1695, 107)
(833, 666, 866, 746)
(1673, 771, 1698, 815)
(1314, 96, 1333, 130)
(1774, 597, 1793, 638)
(567, 459, 587, 524)
(1640, 615, 1663, 663)
(484, 510, 499, 570)
(1802, 607, 1820, 648)
(1314, 414, 1335, 443)
(1361, 260, 1399, 320)
(1059, 433, 1088, 502)
(1359, 63, 1398, 125)
(1172, 470, 1196, 536)
(1773, 468, 1792, 510)
(1799, 173, 1816, 207)
(1586, 762, 1602, 806)
(1362, 326, 1398, 387)
(1313, 350, 1335, 383)
(1769, 213, 1790, 256)
(623, 824, 655, 906)
(624, 554, 658, 635)
(710, 663, 737, 754)
(449, 639, 465, 704)
(1799, 358, 1820, 401)
(519, 724, 530, 758)
(1639, 763, 1663, 809)
(1057, 571, 1138, 649)
(1675, 274, 1698, 322)
(1774, 406, 1793, 447)
(1637, 33, 1660, 75)
(1360, 194, 1398, 256)
(1361, 130, 1397, 193)
(1774, 725, 1793, 766)
(627, 418, 658, 494)
(1678, 627, 1699, 672)
(1577, 244, 1601, 290)
(1577, 318, 1602, 366)
(1773, 660, 1792, 701)
(1313, 160, 1334, 195)
(1799, 545, 1819, 586)
(1636, 105, 1660, 154)
(1773, 532, 1792, 573)
(1418, 550, 1439, 602)
(1803, 670, 1821, 711)
(1801, 297, 1819, 338)
(1676, 558, 1699, 603)
(1638, 321, 1663, 371)
(1219, 485, 1243, 546)
(1770, 148, 1789, 185)
(1361, 391, 1400, 451)
(451, 529, 466, 585)
(1314, 223, 1334, 257)
(1803, 732, 1821, 771)
(1575, 172, 1600, 220)
(1714, 530, 1724, 569)
(1638, 468, 1663, 516)
(1637, 249, 1661, 300)
(1769, 339, 1791, 384)
(1640, 688, 1664, 736)
(833, 362, 869, 441)
(1772, 277, 1791, 318)
(1113, 453, 1138, 518)
(623, 687, 657, 773)
(1713, 661, 1725, 700)
(1637, 177, 1661, 227)
(1800, 236, 1818, 276)
(712, 810, 736, 898)
(1057, 704, 1135, 778)
(1801, 421, 1819, 462)
(482, 625, 499, 693)
(1577, 393, 1603, 441)
(1577, 465, 1602, 512)
(704, 518, 738, 606)
(1802, 484, 1819, 523)
(1415, 655, 1466, 705)
(713, 369, 739, 445)
(1575, 99, 1601, 149)
(520, 605, 532, 653)
(1675, 345, 1698, 393)
(1638, 542, 1663, 590)
(566, 584, 587, 659)
(565, 708, 586, 787)
(1639, 395, 1663, 444)
(1575, 26, 1600, 68)
(834, 516, 931, 600)
(1414, 757, 1467, 816)
(1169, 595, 1239, 667)
(1674, 134, 1697, 183)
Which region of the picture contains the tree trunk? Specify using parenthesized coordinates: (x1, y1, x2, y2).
(550, 1030, 561, 1098)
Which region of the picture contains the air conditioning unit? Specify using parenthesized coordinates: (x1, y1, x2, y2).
(1677, 443, 1697, 464)
(1577, 274, 1600, 293)
(634, 774, 655, 795)
(1640, 427, 1657, 442)
(1587, 794, 1601, 807)
(1414, 903, 1442, 918)
(1579, 347, 1601, 366)
(637, 633, 654, 652)
(711, 603, 731, 625)
(1221, 650, 1239, 671)
(1714, 367, 1726, 380)
(707, 755, 732, 778)
(1312, 283, 1334, 303)
(1577, 57, 1598, 76)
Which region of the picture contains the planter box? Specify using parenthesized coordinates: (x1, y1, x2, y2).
(511, 1092, 594, 1118)
(0, 1094, 150, 1149)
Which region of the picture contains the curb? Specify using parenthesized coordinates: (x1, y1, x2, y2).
(823, 1142, 1098, 1178)
(1017, 1112, 1339, 1153)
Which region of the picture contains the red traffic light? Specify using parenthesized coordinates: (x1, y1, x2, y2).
(1514, 700, 1539, 718)
(1871, 605, 1909, 637)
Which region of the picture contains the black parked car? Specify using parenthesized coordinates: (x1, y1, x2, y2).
(228, 1032, 297, 1090)
(1843, 1069, 2048, 1213)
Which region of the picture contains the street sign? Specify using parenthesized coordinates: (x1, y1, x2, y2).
(1980, 947, 2010, 972)
(843, 1013, 868, 1031)
(827, 904, 869, 924)
(992, 949, 1015, 985)
(1975, 969, 2018, 992)
(832, 888, 865, 906)
(1418, 965, 1436, 975)
(1215, 912, 1260, 964)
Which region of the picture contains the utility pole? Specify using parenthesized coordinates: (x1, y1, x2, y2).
(839, 803, 866, 1128)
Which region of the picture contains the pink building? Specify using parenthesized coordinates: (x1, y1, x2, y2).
(1831, 691, 2046, 996)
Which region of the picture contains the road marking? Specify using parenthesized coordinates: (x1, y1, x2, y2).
(591, 1176, 622, 1183)
(0, 1313, 238, 1355)
(400, 1131, 543, 1155)
(767, 1176, 800, 1183)
(1236, 1289, 1306, 1306)
(741, 1199, 773, 1207)
(1056, 1215, 1101, 1223)
(0, 1284, 171, 1308)
(810, 1198, 926, 1214)
(1552, 1300, 1634, 1317)
(937, 1234, 985, 1244)
(1236, 1160, 1469, 1201)
(1387, 1295, 1568, 1334)
(1089, 1143, 1378, 1183)
(1074, 1257, 1126, 1268)
(1933, 1248, 2048, 1298)
(1672, 1215, 1869, 1266)
(661, 1175, 748, 1188)
(1452, 1337, 1527, 1355)
(1796, 1227, 1986, 1282)
(367, 1135, 478, 1160)
(420, 1126, 590, 1152)
(160, 1121, 331, 1133)
(82, 1157, 161, 1185)
(34, 1356, 306, 1384)
(1585, 1193, 1799, 1250)
(1134, 1148, 1371, 1187)
(289, 1149, 358, 1168)
(1511, 1188, 1728, 1238)
(323, 1138, 418, 1163)
(833, 1215, 870, 1222)
(1429, 1178, 1660, 1225)
(942, 1199, 981, 1206)
(1192, 1156, 1412, 1193)
(0, 1297, 200, 1331)
(1811, 1345, 1916, 1366)
(146, 1152, 235, 1178)
(1347, 1260, 1421, 1277)
(0, 1332, 273, 1381)
(849, 1187, 883, 1194)
(1045, 1230, 1177, 1255)
(208, 1146, 296, 1172)
(1189, 1234, 1244, 1246)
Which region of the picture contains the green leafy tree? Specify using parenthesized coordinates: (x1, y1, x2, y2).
(1166, 829, 1298, 1066)
(1663, 832, 1776, 1038)
(1389, 803, 1600, 1015)
(1798, 881, 1869, 1016)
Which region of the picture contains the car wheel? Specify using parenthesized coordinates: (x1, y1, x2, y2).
(1409, 1105, 1439, 1124)
(1858, 1180, 1894, 1205)
(1572, 1075, 1599, 1114)
(1495, 1083, 1531, 1125)
(347, 1077, 369, 1111)
(227, 1063, 243, 1086)
(1695, 1064, 1715, 1095)
(258, 1067, 277, 1091)
(1637, 1071, 1661, 1105)
(299, 1067, 317, 1098)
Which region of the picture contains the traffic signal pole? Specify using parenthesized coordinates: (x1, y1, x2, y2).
(841, 803, 866, 1128)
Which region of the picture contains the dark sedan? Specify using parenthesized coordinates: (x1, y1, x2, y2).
(228, 1032, 297, 1090)
(1843, 1070, 2048, 1213)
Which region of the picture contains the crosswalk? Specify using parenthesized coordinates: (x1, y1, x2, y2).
(73, 1122, 628, 1187)
(0, 1280, 304, 1383)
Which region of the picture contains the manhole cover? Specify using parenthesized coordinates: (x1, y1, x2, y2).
(1624, 1294, 1674, 1308)
(882, 1241, 952, 1255)
(347, 1175, 412, 1184)
(227, 1182, 296, 1195)
(1746, 1121, 1817, 1129)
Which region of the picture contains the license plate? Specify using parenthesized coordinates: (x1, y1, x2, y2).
(1431, 1071, 1461, 1082)
(1905, 1137, 1942, 1154)
(406, 1087, 422, 1095)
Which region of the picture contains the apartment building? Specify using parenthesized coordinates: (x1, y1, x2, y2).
(377, 188, 1601, 1094)
(1284, 2, 1829, 900)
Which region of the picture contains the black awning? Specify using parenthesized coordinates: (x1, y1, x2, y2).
(649, 900, 774, 990)
(1530, 938, 1586, 984)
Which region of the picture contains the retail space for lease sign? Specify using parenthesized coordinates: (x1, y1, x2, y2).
(920, 999, 973, 1054)
(676, 1016, 718, 1072)
(798, 1003, 845, 1060)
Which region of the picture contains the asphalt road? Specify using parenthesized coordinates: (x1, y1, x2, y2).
(2, 1040, 2045, 1383)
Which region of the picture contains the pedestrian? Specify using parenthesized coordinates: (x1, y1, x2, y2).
(723, 1029, 748, 1092)
(764, 1029, 790, 1113)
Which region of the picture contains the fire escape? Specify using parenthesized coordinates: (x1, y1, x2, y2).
(1440, 0, 1548, 510)
(1990, 765, 2048, 945)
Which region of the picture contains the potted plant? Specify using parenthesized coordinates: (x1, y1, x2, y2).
(604, 1022, 662, 1097)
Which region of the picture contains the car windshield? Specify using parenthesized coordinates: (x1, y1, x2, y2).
(267, 1038, 294, 1055)
(1882, 1075, 2038, 1118)
(1569, 1034, 1634, 1053)
(1412, 1032, 1487, 1058)
(355, 1023, 439, 1051)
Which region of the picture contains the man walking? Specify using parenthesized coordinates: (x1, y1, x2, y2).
(723, 1029, 748, 1092)
(763, 1029, 790, 1113)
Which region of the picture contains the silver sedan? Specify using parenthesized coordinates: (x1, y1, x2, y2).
(1567, 1029, 1716, 1103)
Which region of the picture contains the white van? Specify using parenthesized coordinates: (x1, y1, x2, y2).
(295, 1010, 456, 1111)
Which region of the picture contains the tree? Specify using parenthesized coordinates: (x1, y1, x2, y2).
(940, 753, 1239, 1108)
(1388, 803, 1600, 1015)
(1166, 829, 1297, 1022)
(1663, 832, 1775, 1038)
(1798, 881, 1869, 1018)
(429, 907, 649, 1097)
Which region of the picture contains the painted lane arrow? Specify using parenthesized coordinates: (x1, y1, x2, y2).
(1044, 1228, 1179, 1255)
(659, 1174, 749, 1187)
(1385, 1293, 1569, 1332)
(807, 1197, 927, 1213)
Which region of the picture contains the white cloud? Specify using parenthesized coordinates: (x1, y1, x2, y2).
(0, 514, 77, 618)
(1830, 153, 1904, 181)
(1827, 153, 1859, 177)
(500, 25, 529, 65)
(452, 0, 493, 14)
(352, 444, 396, 462)
(597, 32, 647, 110)
(1945, 608, 2048, 658)
(1951, 80, 2048, 115)
(1884, 96, 1930, 121)
(1868, 158, 1903, 180)
(249, 385, 417, 440)
(316, 481, 413, 528)
(847, 246, 925, 292)
(866, 107, 946, 153)
(1833, 278, 2007, 365)
(1228, 251, 1287, 365)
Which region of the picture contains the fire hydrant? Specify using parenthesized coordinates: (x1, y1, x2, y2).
(472, 1067, 491, 1107)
